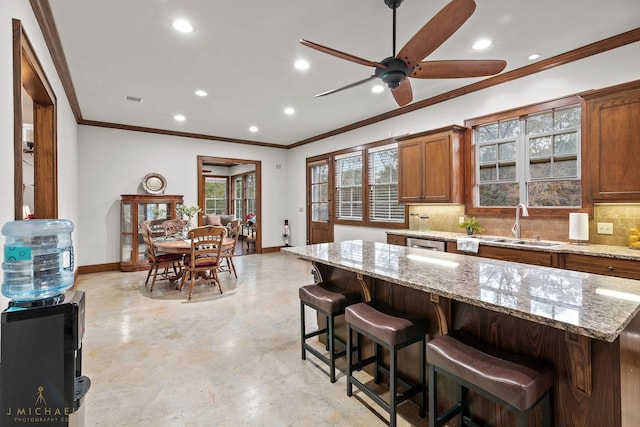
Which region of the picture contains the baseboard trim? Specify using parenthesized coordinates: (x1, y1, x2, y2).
(78, 262, 121, 274)
(261, 246, 287, 254)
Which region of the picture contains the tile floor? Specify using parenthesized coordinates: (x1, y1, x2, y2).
(76, 252, 428, 426)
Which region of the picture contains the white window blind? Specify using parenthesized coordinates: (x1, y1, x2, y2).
(368, 144, 404, 223)
(335, 152, 363, 220)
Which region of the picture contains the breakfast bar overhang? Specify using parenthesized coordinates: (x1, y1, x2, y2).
(283, 240, 640, 427)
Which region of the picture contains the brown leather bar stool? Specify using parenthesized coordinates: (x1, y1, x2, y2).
(345, 301, 429, 427)
(427, 334, 555, 427)
(299, 283, 362, 383)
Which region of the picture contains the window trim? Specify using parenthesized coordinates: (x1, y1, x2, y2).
(464, 95, 589, 217)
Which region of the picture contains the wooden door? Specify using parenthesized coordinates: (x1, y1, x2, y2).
(307, 158, 333, 244)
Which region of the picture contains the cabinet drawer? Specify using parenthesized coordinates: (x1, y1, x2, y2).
(563, 253, 640, 280)
(387, 234, 407, 246)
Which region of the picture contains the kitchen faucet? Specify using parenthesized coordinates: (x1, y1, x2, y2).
(512, 203, 529, 239)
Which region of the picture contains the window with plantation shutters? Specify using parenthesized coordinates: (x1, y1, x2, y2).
(368, 144, 404, 223)
(335, 152, 363, 220)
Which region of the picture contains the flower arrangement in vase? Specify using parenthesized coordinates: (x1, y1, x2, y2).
(175, 204, 202, 230)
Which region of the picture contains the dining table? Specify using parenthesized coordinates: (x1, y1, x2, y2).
(152, 235, 235, 254)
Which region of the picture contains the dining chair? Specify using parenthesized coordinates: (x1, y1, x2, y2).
(219, 219, 239, 277)
(142, 219, 167, 238)
(161, 219, 188, 236)
(142, 226, 183, 291)
(179, 226, 226, 300)
(245, 224, 257, 252)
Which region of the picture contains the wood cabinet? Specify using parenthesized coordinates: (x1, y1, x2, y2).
(584, 80, 640, 201)
(447, 242, 559, 267)
(120, 194, 183, 271)
(397, 125, 466, 203)
(562, 253, 640, 280)
(386, 234, 406, 246)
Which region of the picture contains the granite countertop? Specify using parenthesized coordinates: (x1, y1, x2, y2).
(387, 229, 640, 261)
(282, 240, 640, 342)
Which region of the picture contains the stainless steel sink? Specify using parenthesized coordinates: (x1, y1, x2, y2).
(509, 240, 562, 247)
(469, 235, 563, 247)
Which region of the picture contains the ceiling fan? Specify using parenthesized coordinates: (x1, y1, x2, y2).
(300, 0, 507, 107)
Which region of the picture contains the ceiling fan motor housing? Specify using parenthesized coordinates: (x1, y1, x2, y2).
(375, 57, 412, 88)
(384, 0, 404, 9)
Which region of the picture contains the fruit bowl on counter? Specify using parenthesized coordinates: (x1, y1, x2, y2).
(629, 227, 640, 249)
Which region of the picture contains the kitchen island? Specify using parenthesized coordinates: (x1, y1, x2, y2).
(282, 240, 640, 426)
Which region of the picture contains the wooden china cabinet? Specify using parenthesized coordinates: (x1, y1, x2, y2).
(120, 194, 183, 271)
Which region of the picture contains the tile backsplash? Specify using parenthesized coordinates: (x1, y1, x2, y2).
(408, 203, 640, 247)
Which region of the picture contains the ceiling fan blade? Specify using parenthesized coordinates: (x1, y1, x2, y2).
(410, 60, 507, 78)
(397, 0, 476, 67)
(300, 39, 387, 69)
(314, 76, 378, 98)
(391, 78, 413, 106)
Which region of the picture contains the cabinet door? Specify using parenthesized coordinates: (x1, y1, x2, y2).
(423, 134, 452, 202)
(587, 86, 640, 201)
(386, 234, 407, 246)
(398, 139, 424, 203)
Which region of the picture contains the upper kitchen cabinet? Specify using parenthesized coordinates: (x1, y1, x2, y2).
(584, 80, 640, 202)
(397, 125, 466, 203)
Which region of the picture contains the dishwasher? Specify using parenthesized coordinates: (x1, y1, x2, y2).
(406, 237, 446, 252)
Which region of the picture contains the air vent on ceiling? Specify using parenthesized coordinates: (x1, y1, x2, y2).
(124, 95, 143, 103)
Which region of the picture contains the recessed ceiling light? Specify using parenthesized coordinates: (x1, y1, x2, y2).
(294, 59, 309, 70)
(528, 53, 541, 60)
(194, 90, 207, 97)
(371, 85, 384, 94)
(472, 39, 492, 50)
(249, 126, 259, 133)
(174, 114, 186, 122)
(172, 19, 193, 33)
(284, 107, 295, 115)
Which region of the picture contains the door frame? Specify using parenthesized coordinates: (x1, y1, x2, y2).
(13, 19, 58, 220)
(197, 156, 261, 253)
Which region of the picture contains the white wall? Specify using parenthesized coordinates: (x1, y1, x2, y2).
(286, 43, 640, 246)
(0, 2, 79, 306)
(77, 126, 289, 266)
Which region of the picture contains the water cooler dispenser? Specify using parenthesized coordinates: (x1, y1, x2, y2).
(0, 220, 90, 427)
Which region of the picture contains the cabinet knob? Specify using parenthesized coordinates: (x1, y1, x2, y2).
(608, 266, 614, 271)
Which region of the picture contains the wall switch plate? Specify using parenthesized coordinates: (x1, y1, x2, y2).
(459, 216, 466, 224)
(597, 222, 614, 235)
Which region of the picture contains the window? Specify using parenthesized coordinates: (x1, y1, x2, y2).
(368, 145, 403, 222)
(246, 173, 256, 215)
(204, 177, 227, 214)
(335, 152, 363, 220)
(474, 104, 581, 208)
(233, 176, 244, 219)
(332, 142, 405, 226)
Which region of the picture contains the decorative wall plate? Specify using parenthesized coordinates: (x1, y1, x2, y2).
(142, 173, 167, 194)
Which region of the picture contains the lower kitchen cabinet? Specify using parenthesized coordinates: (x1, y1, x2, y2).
(447, 242, 559, 267)
(562, 253, 640, 280)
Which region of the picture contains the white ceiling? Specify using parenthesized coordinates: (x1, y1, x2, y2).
(47, 0, 640, 146)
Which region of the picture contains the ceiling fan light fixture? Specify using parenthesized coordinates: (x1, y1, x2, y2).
(472, 39, 492, 50)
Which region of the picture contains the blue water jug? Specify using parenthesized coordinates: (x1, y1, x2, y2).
(2, 219, 74, 302)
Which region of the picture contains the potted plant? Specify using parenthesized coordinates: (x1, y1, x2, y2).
(458, 217, 484, 235)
